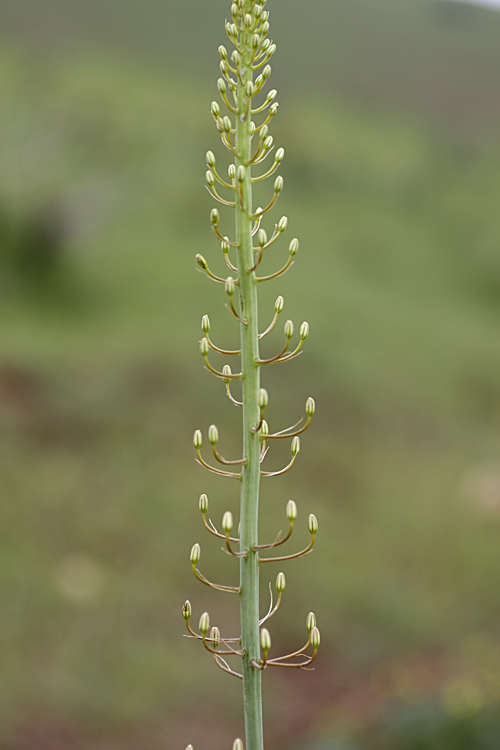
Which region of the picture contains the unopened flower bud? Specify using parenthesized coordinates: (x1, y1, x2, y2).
(275, 147, 285, 163)
(222, 364, 232, 383)
(258, 388, 268, 408)
(306, 612, 316, 632)
(219, 45, 228, 60)
(230, 22, 239, 38)
(263, 135, 274, 150)
(210, 208, 219, 225)
(220, 62, 229, 78)
(255, 206, 264, 218)
(231, 50, 240, 66)
(261, 38, 271, 52)
(206, 150, 216, 167)
(246, 81, 255, 97)
(311, 626, 321, 650)
(199, 338, 209, 357)
(269, 102, 279, 116)
(255, 74, 263, 89)
(263, 64, 272, 79)
(266, 89, 277, 102)
(284, 320, 294, 339)
(206, 170, 215, 187)
(260, 124, 269, 139)
(201, 315, 210, 334)
(254, 4, 263, 17)
(199, 612, 210, 635)
(210, 626, 221, 649)
(262, 10, 269, 21)
(199, 493, 208, 514)
(182, 600, 192, 620)
(260, 627, 271, 653)
(299, 321, 309, 340)
(208, 424, 219, 445)
(286, 499, 297, 522)
(231, 2, 239, 15)
(267, 44, 277, 57)
(305, 397, 316, 417)
(245, 13, 252, 26)
(233, 741, 244, 750)
(274, 175, 284, 193)
(225, 276, 235, 296)
(236, 165, 246, 182)
(257, 228, 267, 247)
(185, 745, 194, 750)
(261, 419, 269, 436)
(221, 240, 230, 254)
(291, 436, 301, 456)
(252, 33, 260, 49)
(228, 164, 236, 179)
(275, 295, 284, 313)
(196, 254, 207, 269)
(211, 101, 220, 117)
(289, 238, 299, 256)
(218, 78, 227, 95)
(308, 513, 318, 535)
(190, 543, 201, 565)
(277, 216, 288, 232)
(262, 21, 270, 34)
(222, 511, 234, 535)
(276, 572, 286, 593)
(193, 430, 203, 449)
(222, 116, 232, 133)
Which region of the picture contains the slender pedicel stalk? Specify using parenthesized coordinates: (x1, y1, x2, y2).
(184, 3, 320, 749)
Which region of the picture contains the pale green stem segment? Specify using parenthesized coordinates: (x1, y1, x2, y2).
(236, 13, 264, 750)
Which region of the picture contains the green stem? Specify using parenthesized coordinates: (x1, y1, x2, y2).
(236, 13, 264, 750)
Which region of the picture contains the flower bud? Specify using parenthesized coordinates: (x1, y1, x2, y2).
(185, 745, 194, 750)
(308, 513, 318, 535)
(199, 338, 209, 357)
(267, 43, 277, 57)
(199, 493, 208, 514)
(190, 543, 201, 565)
(222, 116, 232, 133)
(182, 600, 192, 620)
(210, 208, 219, 225)
(233, 741, 244, 750)
(225, 276, 235, 296)
(257, 228, 267, 247)
(311, 626, 321, 650)
(284, 320, 294, 339)
(222, 364, 232, 383)
(275, 147, 285, 163)
(246, 81, 255, 97)
(225, 21, 232, 35)
(230, 23, 239, 38)
(254, 4, 263, 17)
(258, 388, 268, 409)
(208, 424, 219, 445)
(289, 238, 299, 256)
(306, 611, 316, 632)
(219, 45, 228, 60)
(201, 315, 210, 334)
(261, 419, 269, 436)
(206, 150, 216, 167)
(261, 38, 271, 52)
(236, 165, 246, 183)
(254, 206, 263, 218)
(211, 101, 220, 117)
(266, 89, 277, 102)
(260, 627, 271, 654)
(262, 10, 269, 21)
(245, 13, 252, 26)
(255, 74, 263, 89)
(221, 240, 230, 254)
(210, 626, 221, 649)
(269, 102, 279, 116)
(299, 322, 310, 340)
(196, 254, 207, 269)
(262, 21, 270, 34)
(218, 78, 227, 96)
(220, 61, 229, 77)
(263, 135, 274, 150)
(206, 170, 215, 187)
(291, 436, 301, 456)
(260, 124, 269, 139)
(276, 572, 286, 593)
(263, 64, 272, 79)
(222, 511, 234, 535)
(252, 33, 260, 48)
(305, 398, 316, 418)
(275, 295, 284, 313)
(286, 499, 297, 522)
(199, 612, 210, 635)
(277, 216, 288, 232)
(231, 2, 239, 15)
(231, 50, 241, 66)
(228, 164, 236, 179)
(193, 430, 203, 450)
(274, 175, 284, 193)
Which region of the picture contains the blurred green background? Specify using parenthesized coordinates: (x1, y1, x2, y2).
(2, 0, 500, 748)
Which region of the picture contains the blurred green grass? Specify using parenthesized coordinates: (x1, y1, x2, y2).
(1, 40, 500, 750)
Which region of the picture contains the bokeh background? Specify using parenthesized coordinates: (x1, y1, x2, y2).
(2, 0, 500, 748)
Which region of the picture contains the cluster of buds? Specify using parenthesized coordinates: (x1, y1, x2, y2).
(184, 1, 320, 748)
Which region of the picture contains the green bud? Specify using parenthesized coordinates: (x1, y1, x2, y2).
(267, 43, 277, 57)
(286, 499, 297, 522)
(311, 626, 321, 650)
(201, 314, 210, 334)
(206, 170, 215, 187)
(252, 33, 260, 48)
(246, 81, 255, 97)
(218, 78, 227, 95)
(289, 238, 299, 255)
(305, 397, 316, 417)
(274, 175, 284, 193)
(275, 295, 284, 313)
(261, 38, 271, 52)
(291, 436, 301, 456)
(222, 364, 232, 383)
(222, 116, 232, 133)
(258, 388, 268, 408)
(185, 745, 194, 750)
(231, 50, 240, 66)
(208, 424, 219, 445)
(206, 150, 216, 167)
(275, 147, 285, 163)
(237, 165, 246, 182)
(261, 419, 269, 436)
(263, 64, 272, 79)
(233, 741, 244, 750)
(262, 10, 269, 21)
(306, 611, 316, 632)
(260, 627, 272, 653)
(199, 493, 208, 514)
(211, 101, 220, 117)
(231, 2, 239, 15)
(257, 228, 267, 247)
(269, 102, 279, 116)
(222, 511, 234, 535)
(308, 513, 318, 535)
(225, 276, 235, 296)
(219, 45, 228, 60)
(225, 21, 232, 35)
(211, 208, 219, 225)
(230, 22, 239, 38)
(221, 240, 230, 254)
(254, 4, 263, 17)
(199, 338, 209, 357)
(276, 572, 286, 593)
(255, 206, 263, 217)
(199, 611, 210, 635)
(255, 74, 263, 89)
(182, 600, 192, 620)
(210, 626, 221, 649)
(190, 543, 201, 565)
(266, 89, 277, 102)
(278, 216, 288, 232)
(193, 430, 203, 449)
(260, 124, 269, 139)
(228, 164, 236, 179)
(263, 135, 274, 150)
(196, 253, 207, 269)
(245, 13, 252, 26)
(262, 21, 270, 34)
(299, 321, 310, 340)
(284, 319, 294, 339)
